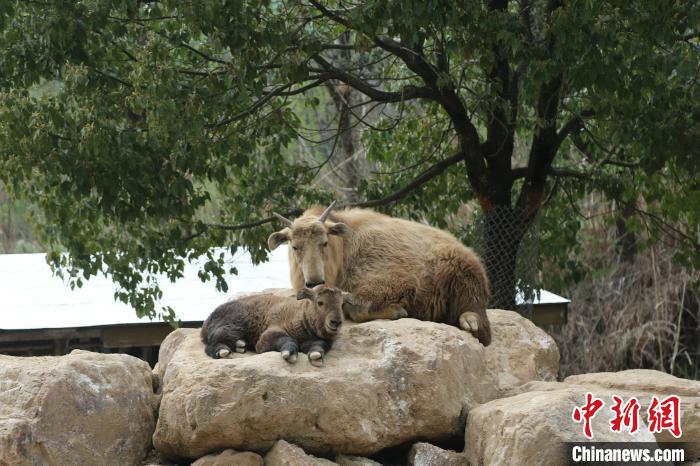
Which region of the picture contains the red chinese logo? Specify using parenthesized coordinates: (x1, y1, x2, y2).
(610, 395, 640, 434)
(572, 393, 605, 439)
(573, 394, 682, 439)
(647, 395, 682, 438)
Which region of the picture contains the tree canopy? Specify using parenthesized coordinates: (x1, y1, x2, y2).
(0, 0, 698, 318)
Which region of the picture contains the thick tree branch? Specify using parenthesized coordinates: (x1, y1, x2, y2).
(272, 77, 333, 96)
(197, 152, 466, 235)
(90, 68, 133, 88)
(352, 151, 466, 208)
(205, 209, 304, 232)
(312, 55, 436, 102)
(306, 1, 354, 28)
(571, 133, 640, 169)
(180, 42, 228, 65)
(307, 1, 444, 103)
(205, 84, 293, 128)
(517, 0, 566, 212)
(372, 36, 441, 86)
(516, 73, 563, 214)
(308, 0, 488, 202)
(555, 109, 595, 149)
(205, 74, 334, 128)
(480, 0, 518, 206)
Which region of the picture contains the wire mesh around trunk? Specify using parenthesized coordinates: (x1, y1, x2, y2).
(468, 206, 541, 317)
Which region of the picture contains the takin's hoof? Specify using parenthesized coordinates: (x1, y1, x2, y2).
(281, 350, 298, 363)
(308, 351, 324, 367)
(234, 339, 246, 353)
(216, 348, 231, 359)
(459, 311, 480, 336)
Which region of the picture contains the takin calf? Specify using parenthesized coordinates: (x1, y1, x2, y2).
(200, 285, 348, 367)
(268, 202, 492, 346)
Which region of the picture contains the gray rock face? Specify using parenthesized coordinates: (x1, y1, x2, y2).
(408, 442, 467, 465)
(335, 454, 383, 466)
(0, 350, 157, 466)
(465, 383, 658, 466)
(191, 448, 264, 466)
(265, 440, 338, 465)
(152, 309, 559, 460)
(483, 309, 560, 392)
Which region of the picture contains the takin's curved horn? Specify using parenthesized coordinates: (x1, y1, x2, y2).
(272, 212, 294, 228)
(318, 200, 337, 222)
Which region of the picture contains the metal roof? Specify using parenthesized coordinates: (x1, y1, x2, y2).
(1, 247, 291, 330)
(1, 246, 569, 331)
(517, 289, 571, 305)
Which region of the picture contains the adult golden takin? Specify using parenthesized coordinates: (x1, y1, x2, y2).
(268, 202, 492, 346)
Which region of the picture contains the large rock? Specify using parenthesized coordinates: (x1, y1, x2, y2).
(152, 327, 189, 385)
(408, 442, 467, 465)
(465, 383, 657, 466)
(191, 449, 263, 466)
(265, 440, 337, 466)
(565, 370, 700, 449)
(153, 310, 558, 460)
(335, 454, 382, 466)
(0, 350, 156, 466)
(483, 309, 560, 393)
(565, 369, 700, 397)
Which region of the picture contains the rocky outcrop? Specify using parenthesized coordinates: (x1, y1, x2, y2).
(464, 383, 657, 466)
(152, 310, 558, 460)
(564, 369, 700, 396)
(265, 440, 338, 466)
(408, 442, 467, 465)
(191, 449, 264, 466)
(0, 350, 156, 466)
(5, 305, 699, 466)
(483, 309, 559, 393)
(335, 454, 382, 466)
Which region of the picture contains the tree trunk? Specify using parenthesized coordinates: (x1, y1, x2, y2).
(323, 32, 366, 203)
(480, 206, 530, 313)
(678, 286, 699, 377)
(326, 83, 362, 202)
(615, 200, 638, 263)
(1, 188, 12, 252)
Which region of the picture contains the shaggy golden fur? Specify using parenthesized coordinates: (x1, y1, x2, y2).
(268, 206, 492, 346)
(200, 285, 348, 366)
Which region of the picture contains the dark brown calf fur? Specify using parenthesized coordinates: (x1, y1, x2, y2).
(200, 285, 348, 366)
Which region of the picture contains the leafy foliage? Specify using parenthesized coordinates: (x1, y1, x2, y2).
(0, 0, 698, 318)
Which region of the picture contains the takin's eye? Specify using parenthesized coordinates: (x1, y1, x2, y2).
(322, 241, 328, 248)
(317, 301, 324, 307)
(292, 245, 299, 251)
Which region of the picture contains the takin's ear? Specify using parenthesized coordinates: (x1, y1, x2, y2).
(296, 287, 315, 301)
(267, 229, 290, 251)
(342, 292, 355, 305)
(327, 221, 349, 237)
